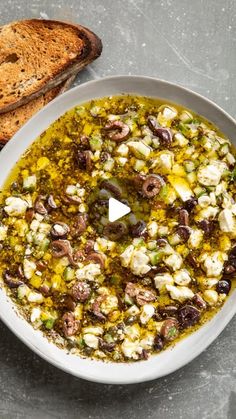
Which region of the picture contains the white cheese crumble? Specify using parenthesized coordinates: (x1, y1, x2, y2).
(121, 339, 140, 359)
(75, 263, 101, 281)
(203, 251, 227, 277)
(154, 273, 174, 293)
(120, 245, 134, 267)
(4, 197, 28, 216)
(203, 290, 218, 305)
(83, 333, 99, 349)
(197, 164, 222, 186)
(23, 259, 36, 279)
(164, 253, 183, 271)
(0, 224, 8, 241)
(139, 304, 155, 324)
(130, 249, 151, 276)
(188, 229, 203, 248)
(218, 209, 235, 233)
(174, 269, 192, 286)
(166, 284, 194, 302)
(30, 307, 41, 323)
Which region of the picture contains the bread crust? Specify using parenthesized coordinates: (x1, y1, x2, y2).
(0, 19, 102, 114)
(0, 74, 76, 143)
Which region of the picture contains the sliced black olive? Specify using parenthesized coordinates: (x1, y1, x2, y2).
(184, 197, 197, 212)
(176, 225, 191, 241)
(216, 279, 231, 295)
(34, 195, 47, 215)
(71, 281, 91, 302)
(142, 175, 164, 198)
(153, 334, 164, 351)
(47, 194, 57, 210)
(192, 293, 207, 309)
(101, 179, 122, 199)
(61, 312, 80, 337)
(104, 120, 130, 142)
(51, 240, 73, 258)
(3, 269, 24, 288)
(178, 209, 189, 226)
(85, 252, 105, 268)
(103, 221, 128, 241)
(130, 220, 147, 237)
(147, 116, 172, 147)
(160, 318, 179, 341)
(178, 305, 200, 328)
(76, 150, 93, 172)
(50, 222, 70, 239)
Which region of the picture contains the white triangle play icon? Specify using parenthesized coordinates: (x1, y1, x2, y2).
(108, 197, 131, 222)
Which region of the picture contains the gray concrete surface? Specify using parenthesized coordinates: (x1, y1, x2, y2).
(0, 0, 236, 418)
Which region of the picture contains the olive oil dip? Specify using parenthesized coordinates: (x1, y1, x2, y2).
(0, 95, 235, 362)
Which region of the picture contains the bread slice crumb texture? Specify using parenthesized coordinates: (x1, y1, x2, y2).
(0, 20, 85, 112)
(0, 75, 76, 143)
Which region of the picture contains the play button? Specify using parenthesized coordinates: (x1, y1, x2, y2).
(108, 197, 131, 222)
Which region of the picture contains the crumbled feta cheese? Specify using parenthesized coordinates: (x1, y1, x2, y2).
(198, 206, 219, 220)
(215, 183, 224, 197)
(157, 151, 174, 173)
(0, 224, 8, 241)
(30, 307, 41, 323)
(188, 229, 203, 249)
(120, 245, 134, 267)
(198, 195, 211, 208)
(140, 304, 155, 324)
(218, 209, 235, 232)
(23, 259, 36, 279)
(203, 252, 227, 277)
(79, 203, 87, 213)
(226, 153, 235, 166)
(75, 263, 101, 281)
(66, 185, 77, 195)
(116, 157, 128, 166)
(23, 175, 36, 191)
(94, 237, 115, 252)
(140, 334, 155, 349)
(53, 224, 66, 235)
(203, 290, 218, 305)
(166, 284, 194, 302)
(209, 192, 217, 206)
(174, 269, 191, 286)
(165, 253, 183, 271)
(154, 273, 174, 292)
(101, 295, 118, 314)
(116, 144, 129, 157)
(35, 213, 44, 222)
(197, 164, 222, 186)
(121, 339, 140, 359)
(126, 305, 140, 316)
(27, 291, 44, 303)
(30, 219, 40, 232)
(4, 197, 28, 216)
(201, 277, 218, 289)
(125, 324, 140, 340)
(83, 333, 99, 349)
(82, 326, 103, 335)
(158, 226, 169, 236)
(174, 132, 189, 147)
(130, 249, 151, 276)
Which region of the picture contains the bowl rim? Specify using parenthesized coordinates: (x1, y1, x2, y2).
(0, 74, 236, 385)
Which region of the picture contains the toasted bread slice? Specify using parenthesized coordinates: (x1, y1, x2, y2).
(0, 19, 102, 114)
(0, 74, 76, 144)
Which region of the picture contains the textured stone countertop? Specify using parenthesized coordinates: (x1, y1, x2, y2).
(0, 0, 236, 418)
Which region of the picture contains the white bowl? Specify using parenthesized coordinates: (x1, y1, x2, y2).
(0, 76, 236, 384)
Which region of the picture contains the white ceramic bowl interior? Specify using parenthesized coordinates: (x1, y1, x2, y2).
(0, 76, 236, 384)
